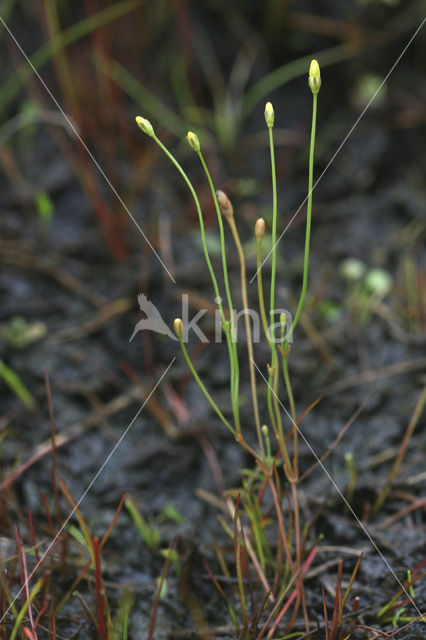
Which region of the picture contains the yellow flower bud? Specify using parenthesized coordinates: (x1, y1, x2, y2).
(173, 318, 183, 338)
(216, 190, 234, 219)
(308, 59, 321, 95)
(186, 131, 200, 152)
(255, 218, 265, 240)
(135, 116, 155, 138)
(264, 101, 275, 128)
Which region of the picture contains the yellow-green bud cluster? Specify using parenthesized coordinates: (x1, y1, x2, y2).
(308, 59, 321, 95)
(264, 101, 275, 128)
(135, 116, 155, 138)
(186, 131, 200, 152)
(173, 318, 183, 338)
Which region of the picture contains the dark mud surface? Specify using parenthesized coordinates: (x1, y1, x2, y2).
(1, 2, 425, 639)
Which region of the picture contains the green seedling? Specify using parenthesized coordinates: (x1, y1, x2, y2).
(158, 502, 185, 525)
(344, 452, 357, 509)
(124, 495, 160, 551)
(160, 547, 181, 578)
(34, 190, 54, 228)
(407, 570, 415, 599)
(0, 358, 36, 410)
(9, 578, 43, 640)
(112, 589, 134, 640)
(392, 606, 407, 627)
(377, 559, 426, 624)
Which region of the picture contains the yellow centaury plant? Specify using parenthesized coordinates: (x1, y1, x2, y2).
(135, 59, 322, 636)
(135, 58, 321, 466)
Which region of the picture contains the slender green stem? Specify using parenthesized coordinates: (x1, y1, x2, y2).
(282, 355, 296, 425)
(9, 579, 42, 640)
(153, 136, 223, 318)
(271, 365, 293, 477)
(257, 238, 277, 432)
(285, 92, 318, 345)
(267, 121, 289, 466)
(268, 125, 278, 336)
(266, 372, 277, 432)
(197, 153, 235, 335)
(197, 151, 240, 431)
(226, 215, 264, 453)
(153, 135, 240, 434)
(178, 336, 235, 436)
(257, 238, 271, 345)
(280, 318, 297, 472)
(280, 91, 317, 479)
(282, 354, 297, 473)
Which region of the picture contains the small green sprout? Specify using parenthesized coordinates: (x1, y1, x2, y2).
(344, 452, 357, 508)
(124, 495, 160, 550)
(0, 358, 36, 410)
(407, 570, 415, 598)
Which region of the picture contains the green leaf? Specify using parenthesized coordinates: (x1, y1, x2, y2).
(0, 358, 36, 409)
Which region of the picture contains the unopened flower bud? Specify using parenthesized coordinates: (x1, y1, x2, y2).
(264, 101, 275, 128)
(135, 116, 155, 138)
(308, 59, 321, 95)
(216, 190, 234, 219)
(186, 131, 200, 152)
(255, 218, 265, 240)
(267, 363, 276, 377)
(173, 318, 183, 338)
(261, 424, 269, 437)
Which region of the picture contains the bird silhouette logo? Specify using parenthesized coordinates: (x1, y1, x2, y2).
(129, 294, 176, 342)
